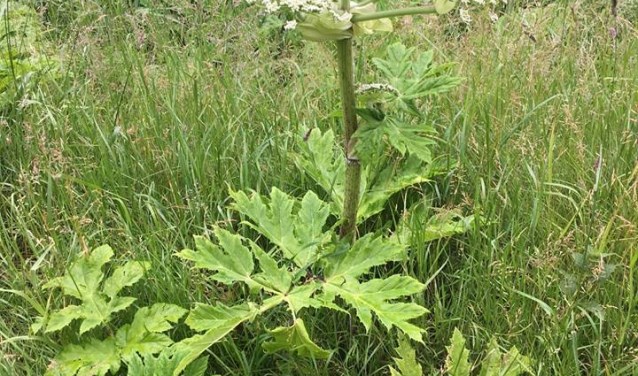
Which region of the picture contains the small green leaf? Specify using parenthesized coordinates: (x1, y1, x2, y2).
(479, 338, 531, 376)
(263, 319, 332, 359)
(389, 336, 423, 376)
(445, 328, 471, 376)
(435, 0, 457, 14)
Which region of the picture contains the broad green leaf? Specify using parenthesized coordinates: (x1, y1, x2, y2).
(182, 355, 210, 376)
(476, 337, 533, 376)
(393, 203, 475, 244)
(324, 234, 406, 282)
(42, 245, 144, 335)
(374, 43, 413, 82)
(296, 191, 331, 255)
(302, 128, 438, 223)
(43, 245, 114, 299)
(125, 349, 209, 376)
(177, 230, 256, 287)
(173, 303, 259, 375)
(108, 296, 137, 315)
(445, 328, 471, 376)
(184, 302, 258, 332)
(231, 188, 330, 267)
(480, 338, 502, 376)
(251, 244, 293, 294)
(324, 275, 427, 342)
(294, 129, 346, 214)
(371, 43, 461, 114)
(118, 303, 187, 359)
(103, 261, 149, 299)
(358, 157, 435, 220)
(46, 338, 120, 376)
(31, 315, 45, 334)
(46, 305, 83, 333)
(263, 319, 332, 359)
(357, 117, 435, 164)
(284, 283, 321, 313)
(435, 0, 457, 14)
(499, 345, 531, 375)
(389, 336, 423, 376)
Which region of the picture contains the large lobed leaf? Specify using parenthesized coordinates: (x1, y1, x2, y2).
(324, 235, 406, 282)
(177, 228, 296, 295)
(117, 303, 188, 359)
(231, 188, 330, 267)
(46, 304, 187, 376)
(298, 128, 437, 223)
(321, 235, 427, 341)
(125, 350, 210, 376)
(324, 275, 427, 342)
(371, 43, 462, 107)
(42, 245, 149, 335)
(46, 338, 120, 376)
(177, 229, 256, 288)
(294, 129, 346, 215)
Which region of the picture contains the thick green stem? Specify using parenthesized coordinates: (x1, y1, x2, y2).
(337, 0, 360, 240)
(351, 6, 437, 23)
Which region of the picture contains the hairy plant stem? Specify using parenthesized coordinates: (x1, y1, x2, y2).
(351, 6, 437, 23)
(337, 0, 360, 241)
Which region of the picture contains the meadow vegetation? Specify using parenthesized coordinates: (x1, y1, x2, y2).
(1, 0, 637, 374)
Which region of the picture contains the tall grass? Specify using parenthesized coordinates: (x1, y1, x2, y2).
(1, 1, 636, 374)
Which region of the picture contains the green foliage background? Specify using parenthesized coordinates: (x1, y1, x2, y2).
(1, 0, 637, 375)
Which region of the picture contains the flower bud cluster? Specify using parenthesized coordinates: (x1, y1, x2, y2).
(356, 83, 400, 95)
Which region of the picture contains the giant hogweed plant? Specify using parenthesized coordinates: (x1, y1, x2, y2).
(33, 1, 477, 375)
(170, 0, 467, 373)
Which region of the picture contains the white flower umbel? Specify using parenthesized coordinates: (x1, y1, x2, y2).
(250, 0, 337, 14)
(284, 20, 298, 30)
